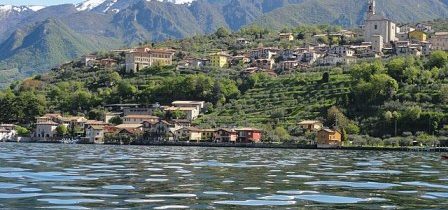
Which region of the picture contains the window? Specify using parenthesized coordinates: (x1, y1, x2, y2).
(374, 25, 378, 30)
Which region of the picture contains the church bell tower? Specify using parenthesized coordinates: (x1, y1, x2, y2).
(368, 0, 376, 17)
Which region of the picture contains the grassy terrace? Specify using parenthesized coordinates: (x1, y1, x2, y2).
(199, 71, 352, 127)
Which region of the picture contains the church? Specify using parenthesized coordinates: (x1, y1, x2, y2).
(363, 0, 397, 44)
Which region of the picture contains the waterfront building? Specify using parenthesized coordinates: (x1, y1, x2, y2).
(215, 129, 238, 143)
(317, 129, 342, 148)
(235, 128, 262, 143)
(0, 124, 16, 141)
(33, 121, 59, 141)
(84, 125, 106, 144)
(174, 127, 202, 141)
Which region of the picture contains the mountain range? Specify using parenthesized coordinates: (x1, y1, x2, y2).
(1, 0, 448, 87)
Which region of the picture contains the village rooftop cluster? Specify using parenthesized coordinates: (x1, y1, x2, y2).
(82, 1, 448, 77)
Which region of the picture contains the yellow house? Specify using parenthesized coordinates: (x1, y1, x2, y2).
(209, 52, 230, 68)
(409, 31, 427, 42)
(317, 129, 342, 148)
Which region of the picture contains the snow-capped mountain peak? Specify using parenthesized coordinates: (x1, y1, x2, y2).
(76, 0, 110, 11)
(75, 0, 197, 12)
(0, 5, 45, 13)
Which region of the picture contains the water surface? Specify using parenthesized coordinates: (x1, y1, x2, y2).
(0, 143, 447, 209)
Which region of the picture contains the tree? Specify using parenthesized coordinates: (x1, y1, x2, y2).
(109, 116, 123, 125)
(56, 125, 68, 137)
(215, 27, 230, 38)
(440, 85, 448, 104)
(274, 127, 290, 142)
(327, 106, 348, 128)
(427, 51, 448, 69)
(321, 72, 330, 83)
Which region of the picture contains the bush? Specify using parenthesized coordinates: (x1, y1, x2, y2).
(15, 125, 30, 137)
(384, 137, 400, 147)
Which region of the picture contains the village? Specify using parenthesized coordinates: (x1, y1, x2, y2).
(0, 100, 340, 148)
(1, 0, 448, 148)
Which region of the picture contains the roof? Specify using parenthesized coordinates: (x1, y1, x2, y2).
(0, 124, 15, 127)
(164, 107, 197, 111)
(434, 32, 448, 36)
(172, 101, 205, 105)
(298, 120, 322, 125)
(88, 125, 104, 130)
(218, 128, 237, 133)
(115, 124, 143, 129)
(36, 121, 58, 125)
(235, 128, 262, 132)
(85, 120, 108, 125)
(201, 129, 216, 132)
(123, 115, 159, 119)
(319, 128, 341, 134)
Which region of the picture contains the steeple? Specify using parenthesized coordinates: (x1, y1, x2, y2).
(368, 0, 376, 16)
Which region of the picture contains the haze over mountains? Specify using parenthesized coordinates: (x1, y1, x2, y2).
(1, 0, 448, 87)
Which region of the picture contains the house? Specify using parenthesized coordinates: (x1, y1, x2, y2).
(105, 112, 122, 124)
(279, 61, 299, 71)
(317, 129, 342, 148)
(123, 115, 159, 124)
(209, 52, 230, 68)
(83, 120, 108, 130)
(125, 48, 175, 73)
(430, 32, 448, 51)
(201, 129, 216, 141)
(253, 58, 275, 70)
(123, 107, 154, 116)
(172, 101, 205, 111)
(329, 46, 355, 57)
(84, 125, 106, 144)
(215, 129, 238, 143)
(115, 123, 143, 131)
(84, 54, 97, 67)
(279, 32, 294, 41)
(142, 120, 175, 141)
(0, 124, 16, 141)
(59, 116, 88, 129)
(317, 54, 356, 66)
(100, 58, 118, 68)
(164, 107, 200, 121)
(415, 23, 433, 33)
(298, 120, 323, 132)
(408, 31, 427, 42)
(235, 128, 262, 143)
(171, 119, 192, 128)
(36, 114, 62, 123)
(250, 48, 279, 60)
(33, 121, 59, 141)
(174, 127, 202, 141)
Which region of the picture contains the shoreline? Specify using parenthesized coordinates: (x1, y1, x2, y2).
(3, 140, 448, 152)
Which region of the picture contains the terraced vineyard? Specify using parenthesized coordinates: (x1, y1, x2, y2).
(199, 72, 352, 127)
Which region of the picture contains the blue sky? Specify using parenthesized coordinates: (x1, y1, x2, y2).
(0, 0, 83, 6)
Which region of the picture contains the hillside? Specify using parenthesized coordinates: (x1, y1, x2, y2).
(0, 27, 447, 144)
(1, 0, 448, 87)
(0, 19, 121, 85)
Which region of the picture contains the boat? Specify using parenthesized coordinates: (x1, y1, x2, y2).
(442, 155, 448, 160)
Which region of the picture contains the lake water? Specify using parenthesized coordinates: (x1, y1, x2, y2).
(0, 143, 447, 209)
